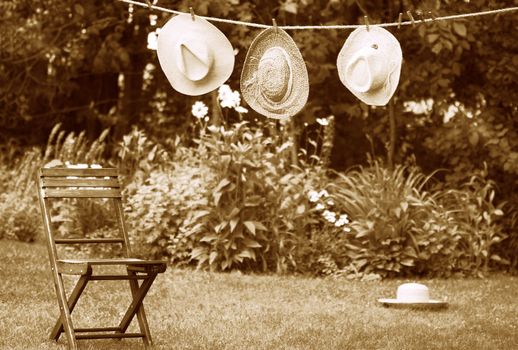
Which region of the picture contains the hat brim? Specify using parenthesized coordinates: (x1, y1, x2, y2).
(378, 298, 448, 308)
(241, 28, 309, 120)
(157, 14, 235, 96)
(337, 26, 402, 106)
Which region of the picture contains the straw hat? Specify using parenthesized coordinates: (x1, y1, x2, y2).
(337, 26, 402, 106)
(156, 14, 235, 96)
(378, 283, 448, 308)
(240, 27, 309, 120)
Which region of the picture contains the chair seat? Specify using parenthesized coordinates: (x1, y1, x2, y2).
(57, 258, 167, 275)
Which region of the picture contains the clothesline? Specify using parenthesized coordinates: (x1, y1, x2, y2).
(119, 0, 518, 30)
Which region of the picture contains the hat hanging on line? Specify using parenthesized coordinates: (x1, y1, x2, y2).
(378, 283, 448, 309)
(156, 14, 235, 96)
(337, 26, 402, 106)
(240, 25, 309, 120)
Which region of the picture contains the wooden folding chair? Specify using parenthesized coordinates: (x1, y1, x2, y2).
(37, 167, 167, 350)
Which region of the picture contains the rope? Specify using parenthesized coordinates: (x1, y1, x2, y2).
(119, 0, 518, 30)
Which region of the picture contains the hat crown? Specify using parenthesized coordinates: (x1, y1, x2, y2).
(257, 47, 293, 103)
(396, 283, 430, 302)
(345, 45, 391, 93)
(175, 39, 214, 82)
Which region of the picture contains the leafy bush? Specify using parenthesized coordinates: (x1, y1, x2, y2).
(0, 149, 42, 242)
(437, 170, 508, 275)
(183, 121, 317, 272)
(124, 156, 216, 264)
(0, 124, 110, 243)
(320, 160, 508, 278)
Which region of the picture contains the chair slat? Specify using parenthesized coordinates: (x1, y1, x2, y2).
(42, 188, 121, 198)
(55, 238, 124, 244)
(43, 178, 120, 188)
(41, 168, 119, 177)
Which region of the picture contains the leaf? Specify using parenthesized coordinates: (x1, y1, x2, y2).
(427, 34, 439, 44)
(238, 249, 256, 260)
(468, 132, 479, 146)
(190, 247, 207, 261)
(243, 238, 262, 248)
(213, 191, 222, 205)
(209, 251, 218, 264)
(200, 234, 218, 243)
(244, 221, 256, 235)
(296, 204, 305, 214)
(253, 221, 268, 231)
(74, 4, 85, 16)
(453, 22, 467, 37)
(229, 217, 239, 233)
(282, 1, 298, 15)
(400, 258, 415, 267)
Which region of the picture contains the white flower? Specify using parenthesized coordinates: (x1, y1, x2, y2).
(316, 117, 329, 126)
(235, 106, 248, 114)
(327, 199, 334, 206)
(319, 190, 329, 198)
(218, 84, 241, 108)
(207, 125, 219, 133)
(323, 210, 336, 223)
(308, 190, 319, 202)
(343, 227, 351, 233)
(340, 214, 349, 222)
(191, 101, 208, 119)
(147, 31, 158, 50)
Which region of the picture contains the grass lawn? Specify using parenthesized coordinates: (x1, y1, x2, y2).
(0, 240, 516, 350)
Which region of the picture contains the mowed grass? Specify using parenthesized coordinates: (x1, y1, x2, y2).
(0, 240, 517, 350)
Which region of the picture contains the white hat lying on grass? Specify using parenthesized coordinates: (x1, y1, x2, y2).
(378, 283, 448, 309)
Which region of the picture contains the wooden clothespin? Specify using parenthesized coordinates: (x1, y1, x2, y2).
(397, 13, 403, 29)
(429, 11, 437, 23)
(189, 7, 195, 21)
(145, 0, 153, 11)
(416, 10, 426, 25)
(364, 15, 370, 31)
(272, 18, 278, 33)
(406, 10, 415, 28)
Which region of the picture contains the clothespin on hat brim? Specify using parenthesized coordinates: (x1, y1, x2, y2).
(272, 18, 279, 33)
(364, 15, 370, 31)
(189, 7, 195, 21)
(397, 13, 403, 29)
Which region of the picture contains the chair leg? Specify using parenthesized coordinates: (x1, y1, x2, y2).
(50, 274, 90, 341)
(52, 273, 79, 350)
(117, 273, 157, 337)
(128, 270, 153, 346)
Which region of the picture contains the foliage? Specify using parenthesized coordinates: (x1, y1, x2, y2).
(320, 160, 509, 278)
(0, 124, 110, 243)
(124, 158, 216, 263)
(0, 149, 42, 242)
(183, 120, 318, 272)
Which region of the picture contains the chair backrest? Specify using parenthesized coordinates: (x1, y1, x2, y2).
(37, 167, 132, 262)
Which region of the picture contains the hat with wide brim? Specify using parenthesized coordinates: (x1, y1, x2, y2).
(240, 27, 309, 120)
(157, 14, 235, 96)
(337, 26, 402, 106)
(378, 283, 448, 309)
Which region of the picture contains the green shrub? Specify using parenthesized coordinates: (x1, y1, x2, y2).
(0, 124, 111, 243)
(183, 121, 317, 272)
(124, 157, 216, 264)
(0, 149, 42, 242)
(325, 160, 462, 278)
(437, 170, 508, 275)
